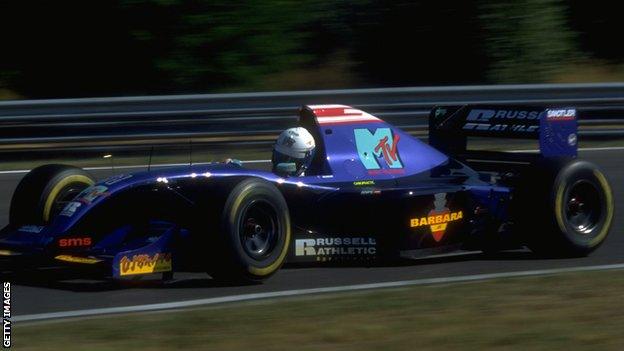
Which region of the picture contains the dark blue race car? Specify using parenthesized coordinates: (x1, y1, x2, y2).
(0, 104, 614, 283)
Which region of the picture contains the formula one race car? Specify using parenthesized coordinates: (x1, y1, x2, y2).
(0, 104, 615, 283)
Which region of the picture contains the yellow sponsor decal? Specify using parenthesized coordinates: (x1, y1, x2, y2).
(55, 255, 102, 264)
(410, 210, 463, 242)
(353, 180, 375, 186)
(410, 211, 463, 228)
(0, 250, 16, 256)
(119, 253, 172, 276)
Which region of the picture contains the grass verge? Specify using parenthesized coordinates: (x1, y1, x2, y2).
(13, 270, 624, 350)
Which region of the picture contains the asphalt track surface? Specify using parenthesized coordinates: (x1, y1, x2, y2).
(3, 149, 623, 317)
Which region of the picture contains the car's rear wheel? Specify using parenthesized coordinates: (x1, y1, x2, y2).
(518, 159, 614, 257)
(208, 178, 290, 283)
(9, 164, 95, 226)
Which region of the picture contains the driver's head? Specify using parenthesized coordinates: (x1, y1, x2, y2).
(272, 127, 316, 177)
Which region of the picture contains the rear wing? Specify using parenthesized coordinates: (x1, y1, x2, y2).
(429, 105, 578, 160)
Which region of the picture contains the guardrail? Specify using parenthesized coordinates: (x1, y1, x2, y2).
(1, 83, 623, 152)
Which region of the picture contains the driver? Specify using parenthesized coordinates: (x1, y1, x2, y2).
(272, 127, 316, 177)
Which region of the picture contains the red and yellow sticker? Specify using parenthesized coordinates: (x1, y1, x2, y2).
(410, 210, 463, 242)
(119, 253, 172, 276)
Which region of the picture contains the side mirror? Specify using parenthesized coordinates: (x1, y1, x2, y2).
(275, 162, 297, 176)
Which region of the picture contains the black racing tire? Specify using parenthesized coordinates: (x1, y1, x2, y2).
(208, 178, 291, 283)
(9, 164, 95, 226)
(518, 158, 614, 257)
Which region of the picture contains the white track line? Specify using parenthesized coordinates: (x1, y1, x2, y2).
(0, 145, 623, 176)
(510, 145, 624, 153)
(12, 263, 624, 323)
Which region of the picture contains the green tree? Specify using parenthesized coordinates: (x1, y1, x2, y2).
(479, 0, 579, 83)
(123, 0, 348, 92)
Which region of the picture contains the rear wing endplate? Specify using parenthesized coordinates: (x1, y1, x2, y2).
(429, 105, 578, 158)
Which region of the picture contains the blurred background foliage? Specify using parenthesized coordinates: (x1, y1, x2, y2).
(1, 0, 623, 99)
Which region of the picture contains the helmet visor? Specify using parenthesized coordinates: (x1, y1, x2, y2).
(272, 149, 315, 176)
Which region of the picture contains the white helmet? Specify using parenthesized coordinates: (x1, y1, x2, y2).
(272, 127, 316, 176)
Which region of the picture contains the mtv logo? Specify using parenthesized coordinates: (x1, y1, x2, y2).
(354, 128, 403, 170)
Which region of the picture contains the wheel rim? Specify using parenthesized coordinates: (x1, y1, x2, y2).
(565, 180, 601, 235)
(51, 183, 90, 218)
(239, 200, 279, 260)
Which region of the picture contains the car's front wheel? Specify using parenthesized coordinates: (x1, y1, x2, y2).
(207, 178, 291, 283)
(10, 164, 95, 226)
